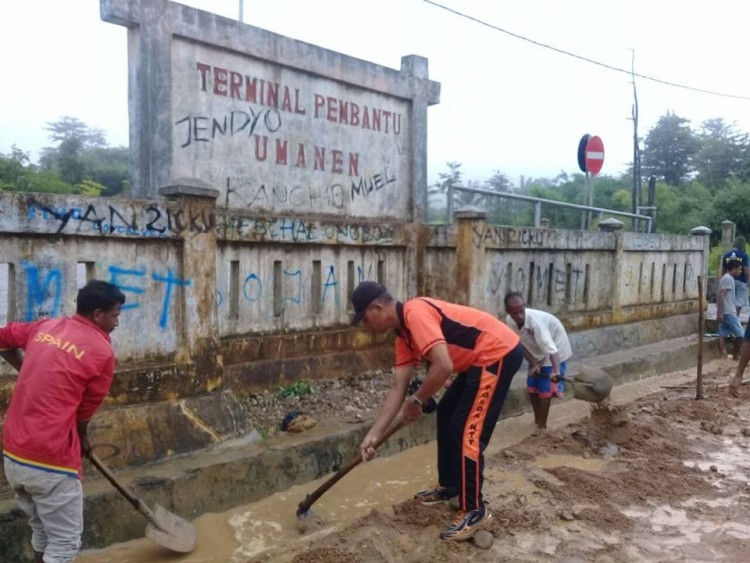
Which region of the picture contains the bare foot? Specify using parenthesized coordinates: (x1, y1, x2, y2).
(531, 427, 547, 436)
(729, 385, 741, 398)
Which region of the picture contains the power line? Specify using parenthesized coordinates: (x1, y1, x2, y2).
(422, 0, 750, 101)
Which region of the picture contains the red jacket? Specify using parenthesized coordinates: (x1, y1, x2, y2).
(1, 315, 115, 478)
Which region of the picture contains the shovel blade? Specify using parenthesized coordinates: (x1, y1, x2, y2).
(145, 503, 197, 553)
(570, 365, 613, 403)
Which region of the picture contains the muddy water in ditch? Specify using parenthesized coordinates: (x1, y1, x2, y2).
(77, 410, 607, 561)
(77, 441, 438, 563)
(80, 443, 436, 562)
(77, 369, 700, 562)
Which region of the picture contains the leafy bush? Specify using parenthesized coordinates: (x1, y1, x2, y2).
(277, 380, 313, 398)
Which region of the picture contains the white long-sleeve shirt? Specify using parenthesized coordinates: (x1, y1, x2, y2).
(505, 308, 572, 366)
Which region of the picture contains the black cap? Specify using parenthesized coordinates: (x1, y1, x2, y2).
(350, 281, 387, 325)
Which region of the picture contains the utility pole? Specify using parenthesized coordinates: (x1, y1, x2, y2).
(629, 49, 641, 219)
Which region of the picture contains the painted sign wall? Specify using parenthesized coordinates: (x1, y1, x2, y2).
(171, 40, 411, 217)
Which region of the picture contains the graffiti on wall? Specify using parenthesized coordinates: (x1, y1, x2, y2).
(16, 199, 395, 243)
(487, 261, 585, 304)
(13, 261, 191, 328)
(171, 49, 410, 216)
(621, 260, 696, 290)
(473, 225, 554, 249)
(23, 199, 215, 237)
(108, 266, 191, 328)
(217, 262, 379, 312)
(223, 168, 397, 212)
(219, 216, 396, 244)
(21, 261, 62, 321)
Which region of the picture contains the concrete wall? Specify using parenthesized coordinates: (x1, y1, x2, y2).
(428, 212, 709, 331)
(0, 192, 709, 405)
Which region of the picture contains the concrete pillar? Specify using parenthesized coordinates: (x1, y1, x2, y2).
(610, 230, 624, 323)
(539, 218, 550, 229)
(721, 220, 735, 252)
(454, 208, 487, 309)
(401, 55, 431, 224)
(158, 179, 223, 390)
(601, 216, 626, 321)
(691, 225, 712, 296)
(102, 0, 173, 198)
(598, 218, 624, 232)
(401, 55, 440, 298)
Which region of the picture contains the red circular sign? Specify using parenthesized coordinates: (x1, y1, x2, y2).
(584, 136, 605, 175)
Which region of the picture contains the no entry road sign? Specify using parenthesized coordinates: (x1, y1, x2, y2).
(584, 136, 605, 175)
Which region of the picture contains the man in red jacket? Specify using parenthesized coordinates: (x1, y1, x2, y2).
(1, 280, 125, 563)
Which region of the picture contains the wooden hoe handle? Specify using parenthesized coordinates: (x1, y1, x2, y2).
(296, 418, 406, 516)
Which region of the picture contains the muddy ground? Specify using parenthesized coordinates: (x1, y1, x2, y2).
(257, 362, 750, 563)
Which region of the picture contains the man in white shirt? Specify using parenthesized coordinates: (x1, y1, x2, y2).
(504, 292, 573, 434)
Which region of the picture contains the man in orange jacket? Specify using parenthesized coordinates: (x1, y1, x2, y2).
(351, 281, 523, 542)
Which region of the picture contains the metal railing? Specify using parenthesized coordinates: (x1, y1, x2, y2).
(447, 185, 654, 233)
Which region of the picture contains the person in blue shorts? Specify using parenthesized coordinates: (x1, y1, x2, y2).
(722, 236, 750, 315)
(504, 292, 572, 434)
(717, 257, 745, 358)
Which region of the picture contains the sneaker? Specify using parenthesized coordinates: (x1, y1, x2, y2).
(414, 485, 454, 505)
(440, 503, 492, 541)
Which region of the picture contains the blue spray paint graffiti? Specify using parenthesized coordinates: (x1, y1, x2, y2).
(108, 266, 145, 311)
(108, 265, 191, 328)
(243, 273, 262, 301)
(22, 262, 62, 321)
(356, 264, 373, 285)
(152, 270, 192, 328)
(322, 265, 338, 304)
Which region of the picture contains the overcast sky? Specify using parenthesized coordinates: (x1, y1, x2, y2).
(1, 0, 748, 186)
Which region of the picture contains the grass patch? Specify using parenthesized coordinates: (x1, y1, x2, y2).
(277, 380, 313, 398)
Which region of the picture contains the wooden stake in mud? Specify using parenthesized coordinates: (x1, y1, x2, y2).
(696, 275, 704, 400)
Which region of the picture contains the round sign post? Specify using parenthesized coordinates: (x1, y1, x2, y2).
(577, 134, 591, 173)
(577, 135, 605, 229)
(584, 136, 605, 175)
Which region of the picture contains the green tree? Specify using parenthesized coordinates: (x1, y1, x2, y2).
(0, 146, 75, 194)
(695, 118, 749, 190)
(642, 111, 699, 186)
(77, 179, 106, 196)
(709, 179, 750, 239)
(428, 162, 463, 222)
(482, 170, 516, 225)
(81, 146, 130, 196)
(653, 180, 714, 234)
(739, 155, 750, 184)
(0, 146, 33, 191)
(38, 117, 128, 195)
(40, 116, 106, 185)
